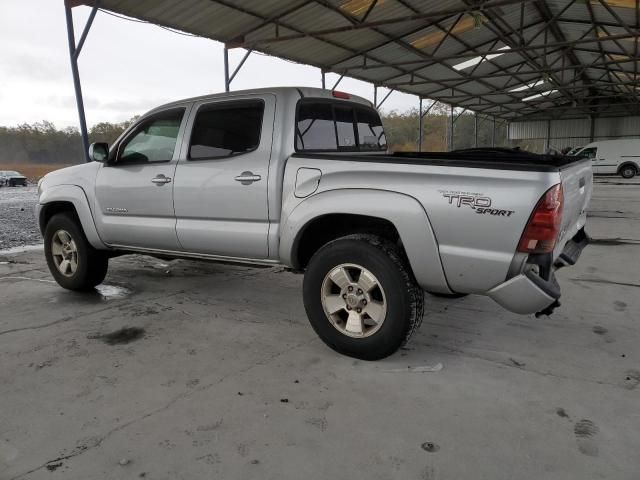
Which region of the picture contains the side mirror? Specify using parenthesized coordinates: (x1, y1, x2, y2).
(88, 142, 109, 163)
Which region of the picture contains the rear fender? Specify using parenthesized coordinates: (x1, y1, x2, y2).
(280, 189, 451, 293)
(38, 185, 106, 250)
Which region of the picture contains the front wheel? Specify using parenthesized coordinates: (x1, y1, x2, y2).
(303, 234, 424, 360)
(620, 165, 637, 179)
(44, 212, 109, 291)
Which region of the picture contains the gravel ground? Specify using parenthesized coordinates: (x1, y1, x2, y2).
(0, 185, 41, 250)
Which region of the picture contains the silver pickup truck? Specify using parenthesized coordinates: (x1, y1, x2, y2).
(37, 87, 592, 360)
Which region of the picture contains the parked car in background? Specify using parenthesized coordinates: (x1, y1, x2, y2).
(573, 139, 640, 178)
(36, 87, 592, 360)
(0, 170, 28, 187)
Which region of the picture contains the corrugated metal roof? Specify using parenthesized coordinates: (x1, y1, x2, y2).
(81, 0, 639, 120)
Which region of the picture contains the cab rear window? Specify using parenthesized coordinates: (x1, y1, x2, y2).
(296, 100, 386, 152)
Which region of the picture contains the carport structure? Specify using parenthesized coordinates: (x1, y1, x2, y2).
(64, 0, 639, 157)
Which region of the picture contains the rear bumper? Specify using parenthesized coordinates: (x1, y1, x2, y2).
(487, 229, 589, 315)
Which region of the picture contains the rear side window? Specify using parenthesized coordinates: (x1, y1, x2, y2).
(355, 106, 387, 151)
(296, 100, 386, 152)
(189, 100, 264, 159)
(296, 103, 337, 150)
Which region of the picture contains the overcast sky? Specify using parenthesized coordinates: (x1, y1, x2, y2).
(0, 0, 420, 128)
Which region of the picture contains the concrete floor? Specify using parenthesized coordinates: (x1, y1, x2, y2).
(1, 178, 639, 480)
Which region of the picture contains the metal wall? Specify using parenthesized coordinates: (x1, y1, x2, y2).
(509, 116, 640, 152)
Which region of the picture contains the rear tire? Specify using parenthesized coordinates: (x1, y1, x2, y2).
(303, 234, 424, 360)
(44, 212, 108, 291)
(620, 165, 637, 179)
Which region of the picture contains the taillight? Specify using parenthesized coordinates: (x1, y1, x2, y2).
(332, 90, 350, 99)
(517, 184, 564, 254)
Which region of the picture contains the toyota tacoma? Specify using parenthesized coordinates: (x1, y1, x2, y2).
(36, 87, 592, 360)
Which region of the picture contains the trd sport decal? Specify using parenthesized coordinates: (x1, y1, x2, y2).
(439, 190, 515, 217)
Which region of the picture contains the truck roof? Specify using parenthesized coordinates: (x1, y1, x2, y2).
(148, 86, 374, 116)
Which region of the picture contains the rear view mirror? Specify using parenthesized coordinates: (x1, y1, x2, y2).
(89, 142, 109, 163)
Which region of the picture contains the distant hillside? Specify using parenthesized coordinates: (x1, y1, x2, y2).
(0, 119, 137, 165)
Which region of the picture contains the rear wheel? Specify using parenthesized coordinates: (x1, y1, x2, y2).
(620, 165, 637, 179)
(303, 234, 424, 360)
(44, 213, 108, 291)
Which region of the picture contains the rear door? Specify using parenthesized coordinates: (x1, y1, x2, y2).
(173, 95, 275, 258)
(93, 106, 189, 250)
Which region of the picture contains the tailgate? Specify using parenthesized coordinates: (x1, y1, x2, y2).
(556, 158, 592, 258)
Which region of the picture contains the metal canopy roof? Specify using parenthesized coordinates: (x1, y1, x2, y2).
(76, 0, 639, 120)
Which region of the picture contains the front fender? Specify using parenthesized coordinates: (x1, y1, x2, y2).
(37, 185, 106, 250)
(280, 189, 452, 293)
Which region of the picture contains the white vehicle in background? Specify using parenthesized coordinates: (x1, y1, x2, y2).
(574, 139, 640, 179)
(566, 146, 583, 156)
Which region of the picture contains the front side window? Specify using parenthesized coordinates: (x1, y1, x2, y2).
(189, 100, 264, 159)
(118, 109, 184, 164)
(296, 100, 386, 152)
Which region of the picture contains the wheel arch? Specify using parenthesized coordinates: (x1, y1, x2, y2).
(280, 189, 452, 294)
(38, 185, 106, 250)
(618, 161, 639, 176)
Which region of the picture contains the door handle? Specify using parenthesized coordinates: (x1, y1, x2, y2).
(234, 171, 262, 185)
(151, 175, 172, 185)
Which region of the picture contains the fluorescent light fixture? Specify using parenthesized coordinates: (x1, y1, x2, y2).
(509, 79, 545, 92)
(522, 90, 558, 102)
(453, 46, 511, 71)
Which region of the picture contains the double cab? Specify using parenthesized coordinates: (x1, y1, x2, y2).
(37, 87, 592, 359)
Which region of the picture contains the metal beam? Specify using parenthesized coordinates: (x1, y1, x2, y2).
(229, 0, 531, 48)
(74, 1, 99, 59)
(331, 73, 345, 91)
(449, 104, 454, 151)
(227, 48, 253, 85)
(223, 46, 230, 92)
(474, 112, 478, 147)
(376, 88, 394, 109)
(418, 98, 423, 152)
(65, 2, 93, 163)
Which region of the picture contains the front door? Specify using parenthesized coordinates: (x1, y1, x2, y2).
(173, 95, 275, 258)
(94, 106, 189, 250)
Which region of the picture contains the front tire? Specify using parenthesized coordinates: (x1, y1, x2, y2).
(620, 165, 637, 179)
(303, 234, 424, 360)
(44, 212, 108, 291)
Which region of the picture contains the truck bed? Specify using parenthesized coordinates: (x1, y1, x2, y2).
(292, 148, 586, 172)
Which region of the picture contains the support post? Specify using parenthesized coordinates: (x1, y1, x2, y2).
(65, 3, 90, 163)
(492, 116, 496, 147)
(545, 119, 551, 152)
(449, 104, 454, 151)
(418, 98, 423, 152)
(589, 115, 595, 142)
(223, 46, 230, 92)
(474, 112, 478, 147)
(373, 85, 378, 108)
(321, 70, 326, 89)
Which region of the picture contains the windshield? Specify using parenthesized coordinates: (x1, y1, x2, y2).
(0, 171, 21, 176)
